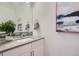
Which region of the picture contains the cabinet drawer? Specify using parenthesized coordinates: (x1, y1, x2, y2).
(3, 44, 31, 56)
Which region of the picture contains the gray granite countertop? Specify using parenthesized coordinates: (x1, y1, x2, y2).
(0, 36, 45, 53)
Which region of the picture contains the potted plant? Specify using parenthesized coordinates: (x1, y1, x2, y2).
(0, 20, 16, 40)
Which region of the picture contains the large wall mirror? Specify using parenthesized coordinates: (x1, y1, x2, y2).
(0, 2, 33, 36)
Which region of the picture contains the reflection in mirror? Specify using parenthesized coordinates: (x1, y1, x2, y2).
(18, 24, 22, 31)
(0, 2, 33, 38)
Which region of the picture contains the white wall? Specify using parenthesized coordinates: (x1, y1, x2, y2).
(33, 2, 79, 56)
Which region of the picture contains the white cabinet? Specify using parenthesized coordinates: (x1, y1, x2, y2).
(2, 39, 44, 56)
(3, 44, 31, 56)
(32, 39, 44, 56)
(0, 53, 2, 56)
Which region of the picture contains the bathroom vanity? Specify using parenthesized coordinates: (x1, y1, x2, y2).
(0, 37, 45, 56)
(0, 2, 44, 56)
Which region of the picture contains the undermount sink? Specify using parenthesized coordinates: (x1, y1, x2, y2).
(0, 36, 34, 45)
(0, 36, 33, 45)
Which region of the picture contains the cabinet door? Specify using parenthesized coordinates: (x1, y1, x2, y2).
(32, 39, 44, 56)
(3, 44, 31, 56)
(0, 53, 2, 56)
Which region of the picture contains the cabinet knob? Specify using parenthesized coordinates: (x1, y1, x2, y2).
(32, 51, 34, 56)
(30, 51, 32, 56)
(30, 51, 34, 56)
